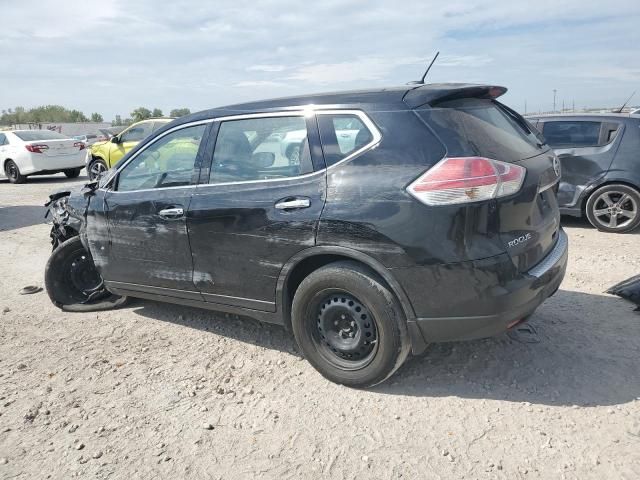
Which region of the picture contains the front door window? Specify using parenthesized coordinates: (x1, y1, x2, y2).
(116, 124, 206, 192)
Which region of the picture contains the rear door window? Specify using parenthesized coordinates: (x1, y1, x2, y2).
(317, 113, 375, 166)
(417, 99, 545, 162)
(542, 121, 602, 148)
(209, 116, 313, 183)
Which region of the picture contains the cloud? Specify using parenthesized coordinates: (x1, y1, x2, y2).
(247, 65, 287, 73)
(0, 0, 638, 118)
(234, 80, 289, 88)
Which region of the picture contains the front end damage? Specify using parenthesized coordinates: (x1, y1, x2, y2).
(44, 184, 127, 311)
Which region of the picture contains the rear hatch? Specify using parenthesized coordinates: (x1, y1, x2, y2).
(415, 96, 561, 272)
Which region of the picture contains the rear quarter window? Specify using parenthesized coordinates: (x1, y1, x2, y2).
(317, 113, 376, 166)
(417, 99, 545, 161)
(542, 121, 602, 148)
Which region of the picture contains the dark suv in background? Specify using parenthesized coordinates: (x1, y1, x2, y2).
(529, 114, 640, 233)
(45, 84, 567, 387)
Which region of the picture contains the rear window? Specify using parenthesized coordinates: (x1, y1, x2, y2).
(13, 130, 69, 141)
(417, 99, 545, 161)
(542, 121, 602, 148)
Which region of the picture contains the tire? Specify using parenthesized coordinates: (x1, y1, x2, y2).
(291, 261, 410, 387)
(4, 159, 27, 184)
(45, 236, 106, 309)
(87, 158, 108, 181)
(64, 168, 82, 179)
(585, 184, 640, 233)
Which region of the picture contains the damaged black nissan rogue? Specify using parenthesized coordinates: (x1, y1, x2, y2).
(44, 84, 568, 387)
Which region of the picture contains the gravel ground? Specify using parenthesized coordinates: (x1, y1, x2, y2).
(1, 173, 639, 480)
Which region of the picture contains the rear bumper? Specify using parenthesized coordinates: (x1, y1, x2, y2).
(404, 230, 568, 352)
(22, 153, 86, 175)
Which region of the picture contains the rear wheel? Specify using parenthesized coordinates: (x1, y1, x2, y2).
(585, 184, 640, 233)
(64, 168, 82, 179)
(88, 158, 108, 181)
(4, 160, 27, 184)
(291, 261, 410, 387)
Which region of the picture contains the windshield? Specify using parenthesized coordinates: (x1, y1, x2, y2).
(14, 130, 69, 141)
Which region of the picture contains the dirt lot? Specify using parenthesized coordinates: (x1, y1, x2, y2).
(1, 174, 639, 479)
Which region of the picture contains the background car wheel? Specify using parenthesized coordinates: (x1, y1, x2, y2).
(291, 261, 410, 387)
(285, 144, 301, 165)
(4, 160, 27, 184)
(45, 236, 105, 308)
(64, 168, 82, 179)
(88, 158, 108, 181)
(585, 184, 640, 233)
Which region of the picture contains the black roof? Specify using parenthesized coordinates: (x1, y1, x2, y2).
(174, 83, 507, 126)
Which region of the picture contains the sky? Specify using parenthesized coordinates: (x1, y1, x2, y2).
(0, 0, 639, 120)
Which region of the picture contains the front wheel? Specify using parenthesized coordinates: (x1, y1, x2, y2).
(64, 168, 82, 179)
(291, 261, 410, 387)
(87, 158, 108, 181)
(4, 160, 27, 184)
(45, 236, 107, 308)
(585, 184, 640, 233)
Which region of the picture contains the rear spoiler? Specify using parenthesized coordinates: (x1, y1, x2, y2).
(403, 84, 507, 109)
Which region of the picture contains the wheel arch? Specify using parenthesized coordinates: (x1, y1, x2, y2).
(276, 246, 416, 332)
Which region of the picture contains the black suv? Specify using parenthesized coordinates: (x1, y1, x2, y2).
(529, 114, 640, 233)
(45, 84, 567, 387)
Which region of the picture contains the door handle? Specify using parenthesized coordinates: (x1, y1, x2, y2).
(158, 207, 184, 219)
(275, 198, 311, 210)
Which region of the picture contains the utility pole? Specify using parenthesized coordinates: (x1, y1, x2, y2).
(524, 100, 527, 115)
(553, 89, 557, 113)
(572, 100, 575, 112)
(562, 100, 565, 112)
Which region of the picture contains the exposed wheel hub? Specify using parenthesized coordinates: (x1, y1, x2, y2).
(316, 294, 376, 361)
(69, 254, 102, 295)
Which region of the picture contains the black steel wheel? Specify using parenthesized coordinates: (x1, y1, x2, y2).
(586, 184, 640, 233)
(314, 292, 378, 370)
(291, 261, 410, 387)
(5, 160, 27, 184)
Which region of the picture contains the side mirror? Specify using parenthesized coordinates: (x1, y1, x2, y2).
(110, 135, 120, 144)
(252, 152, 275, 168)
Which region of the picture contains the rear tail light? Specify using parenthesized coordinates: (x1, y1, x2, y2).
(74, 142, 86, 151)
(407, 156, 526, 206)
(25, 144, 49, 153)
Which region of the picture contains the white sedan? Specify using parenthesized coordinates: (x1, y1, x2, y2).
(0, 130, 86, 183)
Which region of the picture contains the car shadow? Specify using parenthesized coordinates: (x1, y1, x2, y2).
(129, 289, 640, 407)
(0, 205, 48, 232)
(129, 299, 301, 357)
(376, 289, 640, 407)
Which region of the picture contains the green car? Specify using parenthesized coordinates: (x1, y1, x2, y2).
(86, 118, 173, 180)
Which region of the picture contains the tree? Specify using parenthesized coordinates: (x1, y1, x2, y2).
(169, 108, 191, 117)
(112, 115, 123, 126)
(90, 112, 104, 122)
(130, 107, 152, 122)
(151, 108, 163, 117)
